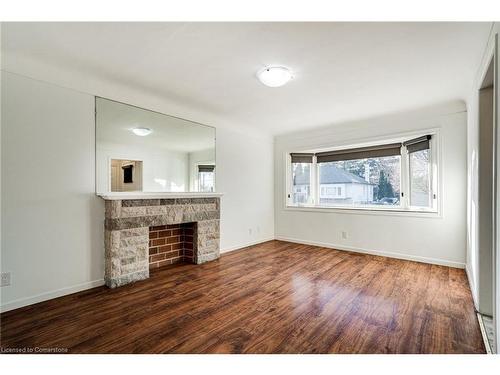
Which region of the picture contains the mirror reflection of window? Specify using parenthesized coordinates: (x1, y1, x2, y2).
(198, 165, 215, 192)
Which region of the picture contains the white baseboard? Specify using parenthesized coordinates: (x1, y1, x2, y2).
(466, 264, 479, 310)
(0, 279, 105, 313)
(275, 236, 465, 269)
(1, 236, 464, 313)
(1, 239, 275, 313)
(220, 237, 275, 254)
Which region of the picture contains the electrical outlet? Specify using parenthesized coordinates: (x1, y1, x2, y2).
(1, 272, 11, 287)
(249, 228, 252, 235)
(341, 231, 348, 240)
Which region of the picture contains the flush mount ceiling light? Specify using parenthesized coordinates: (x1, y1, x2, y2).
(131, 127, 152, 136)
(257, 66, 293, 87)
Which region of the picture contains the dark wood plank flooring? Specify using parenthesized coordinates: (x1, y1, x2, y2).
(0, 240, 485, 353)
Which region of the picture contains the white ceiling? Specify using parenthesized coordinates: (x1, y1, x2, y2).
(2, 22, 492, 135)
(96, 97, 215, 153)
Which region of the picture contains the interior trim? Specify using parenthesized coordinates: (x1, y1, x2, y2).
(275, 236, 465, 269)
(466, 264, 479, 310)
(220, 237, 276, 254)
(0, 237, 275, 313)
(0, 279, 106, 313)
(477, 312, 493, 354)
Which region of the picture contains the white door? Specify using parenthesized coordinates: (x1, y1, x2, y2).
(111, 164, 120, 192)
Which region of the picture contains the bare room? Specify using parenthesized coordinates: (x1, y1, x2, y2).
(1, 2, 500, 371)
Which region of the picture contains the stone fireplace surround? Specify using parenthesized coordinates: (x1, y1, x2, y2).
(100, 193, 222, 288)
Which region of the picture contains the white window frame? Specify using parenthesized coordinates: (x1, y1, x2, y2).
(285, 129, 441, 216)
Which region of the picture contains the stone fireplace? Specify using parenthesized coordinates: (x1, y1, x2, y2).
(101, 195, 221, 288)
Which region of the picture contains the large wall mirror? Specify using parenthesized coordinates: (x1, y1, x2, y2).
(96, 98, 216, 193)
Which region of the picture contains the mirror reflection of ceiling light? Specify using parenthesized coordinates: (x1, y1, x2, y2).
(131, 127, 152, 136)
(257, 66, 293, 87)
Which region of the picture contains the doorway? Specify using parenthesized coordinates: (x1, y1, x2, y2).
(110, 159, 143, 192)
(477, 55, 496, 352)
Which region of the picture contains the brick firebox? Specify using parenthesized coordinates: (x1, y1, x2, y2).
(148, 223, 196, 269)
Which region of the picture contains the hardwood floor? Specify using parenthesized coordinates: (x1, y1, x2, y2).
(0, 240, 485, 354)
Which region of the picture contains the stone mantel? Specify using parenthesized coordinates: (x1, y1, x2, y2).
(101, 194, 221, 288)
(97, 192, 224, 200)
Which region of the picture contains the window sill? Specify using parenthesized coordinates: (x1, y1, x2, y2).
(284, 204, 441, 218)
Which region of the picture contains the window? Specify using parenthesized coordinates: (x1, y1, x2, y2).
(292, 164, 311, 203)
(291, 153, 314, 204)
(287, 133, 437, 212)
(405, 136, 432, 208)
(320, 186, 343, 197)
(198, 165, 215, 192)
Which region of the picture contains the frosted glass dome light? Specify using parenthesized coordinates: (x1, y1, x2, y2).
(257, 66, 293, 87)
(131, 127, 152, 136)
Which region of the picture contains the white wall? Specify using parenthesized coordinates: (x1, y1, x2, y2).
(275, 101, 468, 268)
(96, 142, 189, 193)
(217, 128, 274, 252)
(0, 71, 274, 312)
(1, 72, 104, 311)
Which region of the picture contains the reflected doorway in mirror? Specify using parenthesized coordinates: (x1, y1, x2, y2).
(111, 159, 143, 192)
